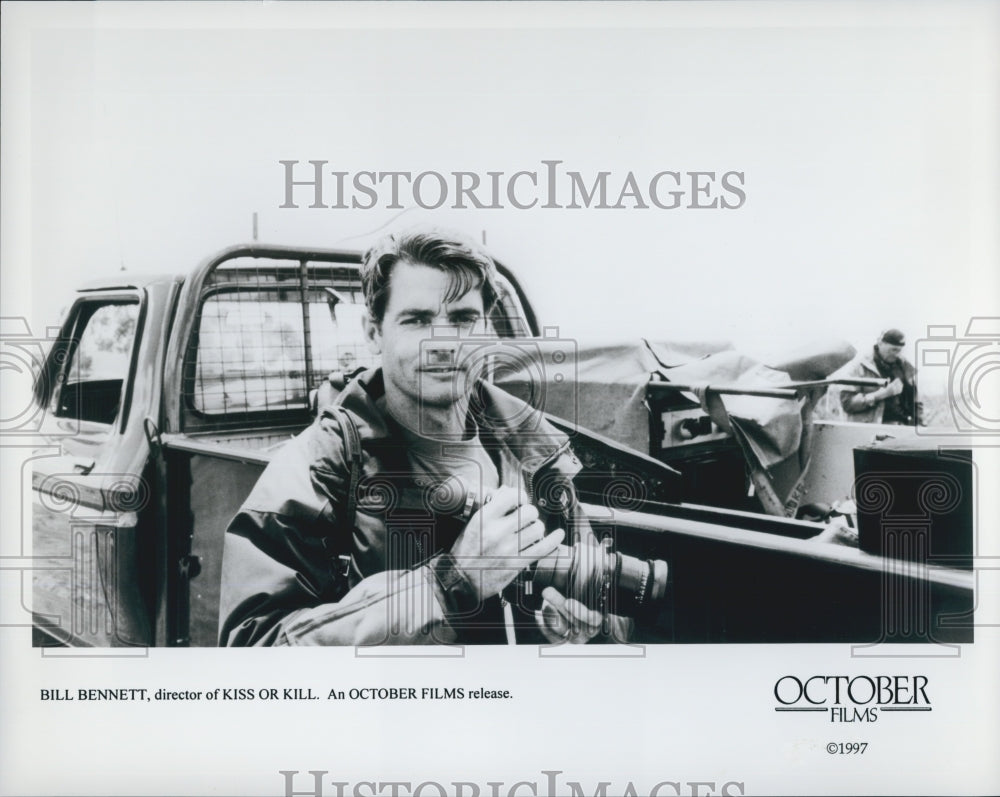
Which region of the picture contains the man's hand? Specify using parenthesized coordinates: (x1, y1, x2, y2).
(855, 377, 904, 410)
(535, 586, 602, 644)
(450, 486, 564, 599)
(883, 377, 904, 397)
(870, 378, 903, 402)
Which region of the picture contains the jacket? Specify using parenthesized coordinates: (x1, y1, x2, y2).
(218, 368, 597, 646)
(838, 350, 922, 425)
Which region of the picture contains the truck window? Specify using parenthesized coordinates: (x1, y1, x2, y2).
(54, 302, 139, 425)
(190, 288, 378, 415)
(182, 258, 524, 425)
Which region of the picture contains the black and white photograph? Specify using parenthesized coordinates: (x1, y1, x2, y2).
(1, 2, 998, 795)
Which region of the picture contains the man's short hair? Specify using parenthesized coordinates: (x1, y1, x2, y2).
(360, 228, 503, 325)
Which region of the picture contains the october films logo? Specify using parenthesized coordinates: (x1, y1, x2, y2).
(773, 674, 931, 723)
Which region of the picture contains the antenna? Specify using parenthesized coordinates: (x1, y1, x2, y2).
(252, 211, 259, 242)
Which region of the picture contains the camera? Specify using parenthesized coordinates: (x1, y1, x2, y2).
(348, 465, 670, 633)
(915, 317, 1000, 435)
(417, 326, 578, 440)
(454, 485, 669, 620)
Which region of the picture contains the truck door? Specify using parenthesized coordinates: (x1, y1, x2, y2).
(32, 277, 180, 647)
(31, 294, 149, 645)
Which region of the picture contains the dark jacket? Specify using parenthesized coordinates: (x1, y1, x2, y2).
(218, 369, 594, 646)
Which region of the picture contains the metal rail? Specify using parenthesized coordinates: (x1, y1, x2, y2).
(647, 376, 888, 401)
(582, 502, 973, 591)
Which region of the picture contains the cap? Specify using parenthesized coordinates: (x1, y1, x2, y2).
(880, 328, 906, 346)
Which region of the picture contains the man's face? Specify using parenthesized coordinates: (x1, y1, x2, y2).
(364, 260, 488, 420)
(876, 341, 904, 363)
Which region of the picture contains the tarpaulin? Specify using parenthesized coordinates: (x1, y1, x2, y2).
(492, 338, 731, 453)
(494, 337, 855, 516)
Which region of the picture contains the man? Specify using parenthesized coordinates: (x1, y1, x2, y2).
(219, 228, 634, 646)
(838, 328, 923, 425)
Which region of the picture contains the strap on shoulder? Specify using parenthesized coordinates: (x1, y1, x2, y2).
(332, 405, 363, 529)
(321, 405, 363, 598)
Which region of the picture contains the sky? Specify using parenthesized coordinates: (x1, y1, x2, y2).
(3, 1, 999, 389)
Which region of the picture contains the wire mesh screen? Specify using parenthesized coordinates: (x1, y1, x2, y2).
(182, 257, 376, 429)
(179, 253, 534, 432)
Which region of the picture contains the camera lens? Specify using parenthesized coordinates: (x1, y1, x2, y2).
(609, 552, 668, 612)
(532, 543, 669, 617)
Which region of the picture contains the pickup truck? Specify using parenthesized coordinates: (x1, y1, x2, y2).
(29, 244, 975, 647)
